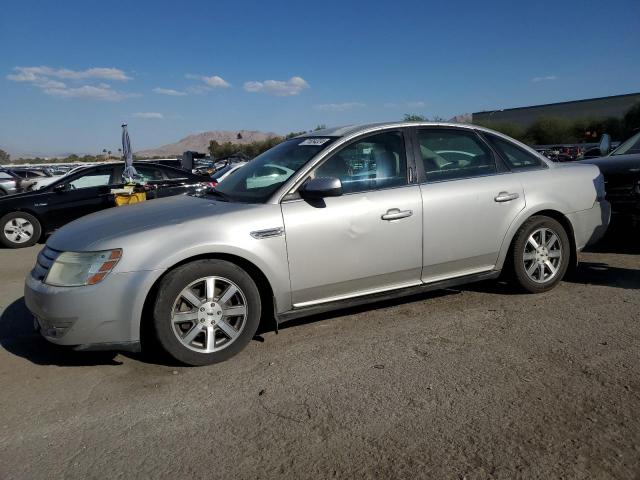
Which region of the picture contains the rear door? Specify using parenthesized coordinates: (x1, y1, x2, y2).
(413, 127, 525, 282)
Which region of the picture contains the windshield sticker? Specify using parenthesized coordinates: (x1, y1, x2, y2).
(299, 138, 331, 146)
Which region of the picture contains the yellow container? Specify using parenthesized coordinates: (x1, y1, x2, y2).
(114, 191, 147, 206)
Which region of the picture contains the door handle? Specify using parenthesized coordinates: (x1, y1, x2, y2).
(494, 191, 520, 202)
(381, 208, 413, 221)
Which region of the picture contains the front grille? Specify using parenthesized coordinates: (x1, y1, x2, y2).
(31, 246, 61, 281)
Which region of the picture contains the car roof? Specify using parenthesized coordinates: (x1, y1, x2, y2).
(302, 121, 496, 139)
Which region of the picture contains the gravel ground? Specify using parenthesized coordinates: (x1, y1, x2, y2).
(0, 222, 638, 479)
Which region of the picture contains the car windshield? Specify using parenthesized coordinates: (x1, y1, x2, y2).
(611, 131, 640, 156)
(214, 137, 337, 203)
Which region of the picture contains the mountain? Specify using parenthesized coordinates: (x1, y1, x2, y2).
(0, 145, 87, 161)
(136, 130, 279, 158)
(448, 113, 472, 124)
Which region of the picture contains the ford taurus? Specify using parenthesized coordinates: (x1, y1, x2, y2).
(25, 123, 610, 365)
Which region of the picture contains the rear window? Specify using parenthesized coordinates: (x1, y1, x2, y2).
(484, 133, 546, 170)
(160, 167, 190, 180)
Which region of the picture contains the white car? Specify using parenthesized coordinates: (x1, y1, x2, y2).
(29, 165, 87, 190)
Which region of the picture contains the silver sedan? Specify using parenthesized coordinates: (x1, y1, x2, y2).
(25, 122, 610, 365)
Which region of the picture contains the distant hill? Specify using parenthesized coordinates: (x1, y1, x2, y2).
(448, 113, 472, 124)
(136, 130, 279, 158)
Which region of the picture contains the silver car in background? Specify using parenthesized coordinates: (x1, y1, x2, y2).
(0, 169, 21, 196)
(25, 122, 610, 365)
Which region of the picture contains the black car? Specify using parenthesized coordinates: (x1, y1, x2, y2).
(0, 162, 211, 248)
(580, 131, 640, 221)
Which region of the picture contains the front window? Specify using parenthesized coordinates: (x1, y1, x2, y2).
(313, 131, 407, 194)
(214, 137, 337, 202)
(68, 168, 113, 189)
(611, 132, 640, 156)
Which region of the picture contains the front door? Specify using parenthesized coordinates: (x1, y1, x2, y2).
(47, 166, 116, 229)
(281, 130, 423, 307)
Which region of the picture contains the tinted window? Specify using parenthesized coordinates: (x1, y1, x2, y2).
(135, 165, 167, 182)
(484, 133, 545, 169)
(612, 131, 640, 155)
(314, 131, 407, 194)
(417, 129, 496, 182)
(68, 167, 113, 189)
(162, 167, 191, 179)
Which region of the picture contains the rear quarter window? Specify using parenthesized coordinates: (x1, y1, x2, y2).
(483, 132, 546, 170)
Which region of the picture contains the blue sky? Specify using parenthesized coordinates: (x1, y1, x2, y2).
(1, 0, 639, 155)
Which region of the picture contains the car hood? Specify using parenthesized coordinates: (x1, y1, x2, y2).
(47, 194, 269, 252)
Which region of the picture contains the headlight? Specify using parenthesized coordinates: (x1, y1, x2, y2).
(45, 249, 122, 287)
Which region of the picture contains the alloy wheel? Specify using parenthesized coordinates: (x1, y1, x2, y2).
(4, 218, 34, 244)
(522, 227, 563, 284)
(171, 276, 248, 353)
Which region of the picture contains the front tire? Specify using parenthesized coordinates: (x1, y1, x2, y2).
(152, 259, 261, 366)
(0, 211, 41, 248)
(510, 216, 571, 293)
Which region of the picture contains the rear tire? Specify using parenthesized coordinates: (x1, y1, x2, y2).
(510, 216, 570, 293)
(0, 211, 41, 248)
(152, 259, 261, 366)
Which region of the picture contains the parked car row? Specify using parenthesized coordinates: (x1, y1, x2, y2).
(0, 162, 211, 248)
(536, 145, 585, 162)
(23, 122, 611, 366)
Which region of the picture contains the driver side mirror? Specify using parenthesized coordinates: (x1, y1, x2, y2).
(300, 177, 343, 200)
(53, 183, 67, 192)
(599, 133, 611, 156)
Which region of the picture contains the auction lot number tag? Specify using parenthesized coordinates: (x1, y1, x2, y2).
(299, 138, 331, 146)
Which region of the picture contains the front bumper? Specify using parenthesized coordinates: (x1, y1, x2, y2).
(25, 269, 160, 350)
(566, 200, 611, 250)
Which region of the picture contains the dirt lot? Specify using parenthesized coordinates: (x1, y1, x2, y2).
(0, 222, 639, 479)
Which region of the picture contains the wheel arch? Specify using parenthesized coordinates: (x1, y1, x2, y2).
(139, 252, 278, 349)
(497, 208, 578, 272)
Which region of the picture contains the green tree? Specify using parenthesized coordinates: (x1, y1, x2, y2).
(623, 102, 640, 137)
(403, 114, 427, 122)
(473, 121, 527, 142)
(524, 117, 575, 144)
(0, 149, 10, 163)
